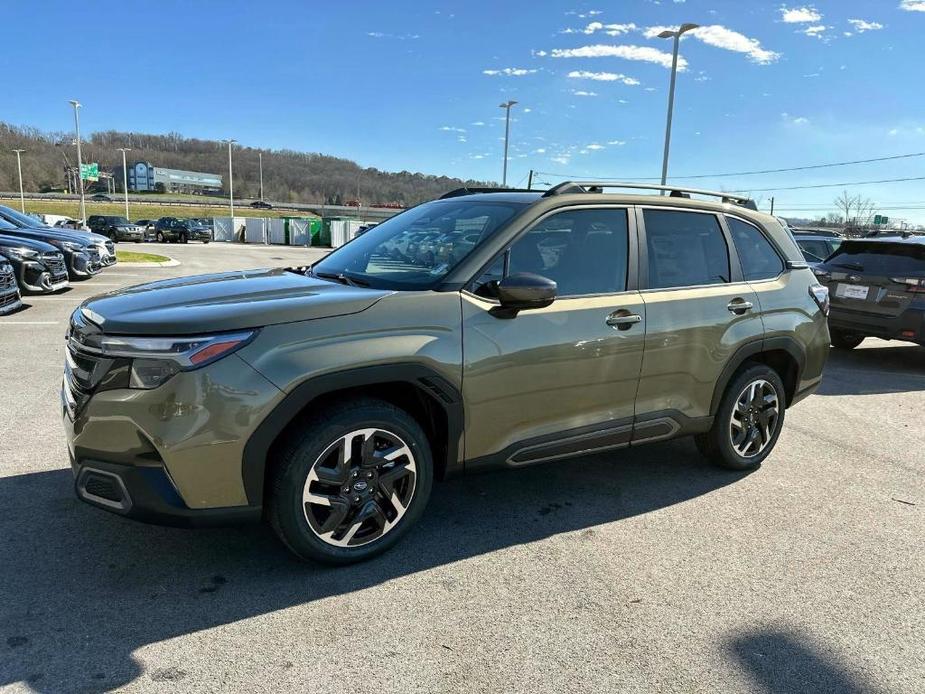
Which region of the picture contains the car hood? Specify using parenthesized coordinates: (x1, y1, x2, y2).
(79, 268, 392, 335)
(0, 227, 96, 248)
(0, 234, 58, 253)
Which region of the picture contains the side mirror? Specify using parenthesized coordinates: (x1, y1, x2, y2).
(493, 272, 557, 317)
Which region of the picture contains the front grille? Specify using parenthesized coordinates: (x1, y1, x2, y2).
(0, 267, 15, 292)
(0, 291, 20, 308)
(42, 252, 67, 279)
(87, 247, 101, 265)
(64, 311, 110, 417)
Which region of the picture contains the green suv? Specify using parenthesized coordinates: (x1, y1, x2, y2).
(63, 182, 830, 564)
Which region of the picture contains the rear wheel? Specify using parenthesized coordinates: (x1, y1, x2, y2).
(180, 232, 188, 244)
(269, 399, 433, 564)
(696, 363, 786, 471)
(155, 231, 164, 243)
(830, 330, 864, 350)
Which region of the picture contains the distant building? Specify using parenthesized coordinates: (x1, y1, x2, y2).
(114, 161, 223, 194)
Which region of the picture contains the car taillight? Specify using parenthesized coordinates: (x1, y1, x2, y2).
(890, 277, 925, 293)
(811, 266, 831, 282)
(809, 284, 829, 315)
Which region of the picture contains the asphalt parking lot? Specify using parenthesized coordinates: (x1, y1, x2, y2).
(0, 243, 922, 693)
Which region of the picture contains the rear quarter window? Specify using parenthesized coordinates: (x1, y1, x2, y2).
(726, 217, 784, 280)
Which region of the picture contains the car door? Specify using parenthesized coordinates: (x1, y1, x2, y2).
(462, 206, 647, 466)
(633, 207, 764, 433)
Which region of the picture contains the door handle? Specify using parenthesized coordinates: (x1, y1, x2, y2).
(606, 310, 642, 330)
(727, 299, 754, 314)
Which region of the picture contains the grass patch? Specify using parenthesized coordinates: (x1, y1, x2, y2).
(116, 250, 171, 263)
(11, 199, 315, 221)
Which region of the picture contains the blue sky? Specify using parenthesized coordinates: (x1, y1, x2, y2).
(4, 1, 924, 222)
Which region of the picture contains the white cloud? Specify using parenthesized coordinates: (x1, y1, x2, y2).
(551, 156, 570, 164)
(366, 31, 420, 40)
(848, 19, 884, 32)
(644, 24, 780, 63)
(900, 0, 925, 11)
(572, 90, 598, 96)
(567, 70, 640, 85)
(532, 49, 548, 57)
(782, 112, 810, 125)
(780, 6, 822, 23)
(550, 44, 684, 70)
(471, 121, 486, 126)
(579, 21, 638, 36)
(439, 126, 466, 133)
(483, 67, 537, 76)
(533, 148, 547, 154)
(582, 21, 604, 34)
(889, 128, 899, 136)
(523, 108, 532, 113)
(607, 139, 627, 145)
(585, 143, 605, 150)
(801, 24, 827, 37)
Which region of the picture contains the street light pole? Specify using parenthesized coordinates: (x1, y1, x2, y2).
(117, 147, 131, 220)
(11, 149, 25, 212)
(69, 100, 86, 221)
(499, 100, 518, 187)
(658, 23, 699, 192)
(258, 152, 264, 201)
(223, 139, 236, 221)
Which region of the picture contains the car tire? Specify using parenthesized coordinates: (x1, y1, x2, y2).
(269, 398, 433, 565)
(830, 330, 864, 350)
(695, 363, 786, 471)
(180, 233, 188, 244)
(155, 231, 164, 243)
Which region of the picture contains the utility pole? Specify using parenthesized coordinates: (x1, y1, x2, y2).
(69, 100, 86, 221)
(657, 24, 699, 192)
(770, 196, 775, 215)
(117, 147, 132, 220)
(527, 169, 534, 190)
(499, 100, 518, 186)
(223, 139, 236, 222)
(11, 149, 25, 212)
(258, 152, 264, 201)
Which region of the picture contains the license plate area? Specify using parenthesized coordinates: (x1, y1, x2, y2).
(836, 283, 870, 300)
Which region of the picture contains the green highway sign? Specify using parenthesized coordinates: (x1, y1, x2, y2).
(873, 214, 889, 225)
(80, 163, 99, 181)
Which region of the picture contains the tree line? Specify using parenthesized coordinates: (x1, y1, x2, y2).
(0, 122, 492, 206)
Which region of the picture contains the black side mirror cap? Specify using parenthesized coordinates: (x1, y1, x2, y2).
(492, 272, 557, 317)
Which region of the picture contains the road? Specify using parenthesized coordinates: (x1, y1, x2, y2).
(0, 243, 922, 693)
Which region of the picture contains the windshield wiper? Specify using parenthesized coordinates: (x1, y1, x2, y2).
(312, 269, 369, 287)
(833, 262, 864, 271)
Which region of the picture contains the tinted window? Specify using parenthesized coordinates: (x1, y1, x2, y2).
(827, 241, 925, 275)
(797, 239, 833, 262)
(727, 217, 784, 280)
(644, 210, 729, 288)
(475, 208, 629, 297)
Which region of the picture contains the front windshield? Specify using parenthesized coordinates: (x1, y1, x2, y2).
(312, 199, 528, 290)
(0, 205, 49, 228)
(107, 217, 130, 225)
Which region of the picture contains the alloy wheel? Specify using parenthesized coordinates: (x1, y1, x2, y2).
(729, 379, 780, 458)
(302, 428, 417, 548)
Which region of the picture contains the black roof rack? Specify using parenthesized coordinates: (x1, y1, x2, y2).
(542, 181, 758, 210)
(439, 187, 538, 199)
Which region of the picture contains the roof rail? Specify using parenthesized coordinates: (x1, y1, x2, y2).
(542, 181, 758, 210)
(439, 187, 538, 199)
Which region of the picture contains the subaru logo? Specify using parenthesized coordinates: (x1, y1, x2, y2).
(353, 480, 368, 492)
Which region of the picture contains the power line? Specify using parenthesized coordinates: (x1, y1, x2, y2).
(533, 150, 925, 183)
(732, 176, 925, 193)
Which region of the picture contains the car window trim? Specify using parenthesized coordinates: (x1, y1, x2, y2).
(635, 205, 742, 292)
(461, 203, 639, 299)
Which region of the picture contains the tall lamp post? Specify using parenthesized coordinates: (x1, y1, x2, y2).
(657, 23, 699, 191)
(69, 100, 87, 221)
(11, 149, 25, 212)
(117, 147, 131, 220)
(223, 139, 236, 221)
(499, 100, 518, 187)
(258, 151, 264, 202)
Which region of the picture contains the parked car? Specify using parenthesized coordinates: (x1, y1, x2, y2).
(87, 215, 144, 243)
(135, 219, 159, 242)
(792, 230, 843, 263)
(812, 234, 925, 348)
(54, 218, 90, 231)
(90, 193, 113, 202)
(250, 201, 272, 209)
(0, 258, 23, 315)
(63, 183, 830, 563)
(153, 217, 212, 243)
(0, 232, 69, 294)
(0, 206, 103, 279)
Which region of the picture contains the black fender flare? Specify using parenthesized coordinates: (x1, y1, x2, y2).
(710, 336, 806, 415)
(241, 364, 464, 506)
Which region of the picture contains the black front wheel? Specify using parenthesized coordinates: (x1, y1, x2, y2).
(269, 398, 433, 564)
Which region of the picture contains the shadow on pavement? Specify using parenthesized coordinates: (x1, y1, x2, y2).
(728, 629, 869, 694)
(0, 438, 744, 691)
(817, 343, 925, 397)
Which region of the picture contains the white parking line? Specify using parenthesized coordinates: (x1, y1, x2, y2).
(0, 321, 60, 325)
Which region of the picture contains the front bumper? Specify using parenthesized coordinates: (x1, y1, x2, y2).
(829, 306, 925, 344)
(12, 259, 70, 293)
(0, 287, 22, 314)
(67, 251, 102, 278)
(62, 352, 283, 526)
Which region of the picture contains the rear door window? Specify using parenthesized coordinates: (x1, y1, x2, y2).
(828, 241, 925, 275)
(643, 210, 730, 289)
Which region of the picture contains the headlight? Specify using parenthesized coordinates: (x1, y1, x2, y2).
(98, 330, 257, 389)
(2, 247, 39, 261)
(60, 241, 85, 252)
(0, 262, 11, 273)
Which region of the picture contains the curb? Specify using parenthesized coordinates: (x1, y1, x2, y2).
(116, 258, 180, 267)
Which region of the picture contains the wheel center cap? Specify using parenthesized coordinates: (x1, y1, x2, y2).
(353, 480, 369, 492)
